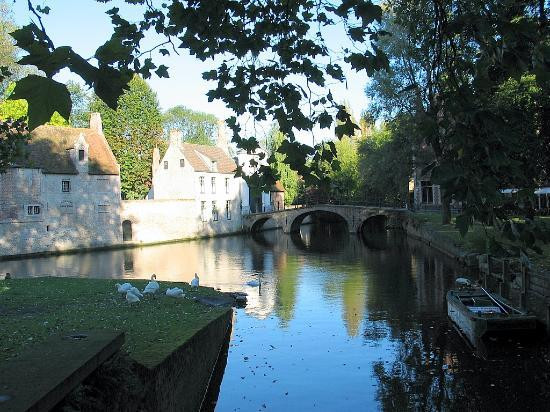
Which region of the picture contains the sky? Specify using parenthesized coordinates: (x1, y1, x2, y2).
(11, 1, 374, 143)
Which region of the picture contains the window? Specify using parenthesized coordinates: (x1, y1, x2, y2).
(226, 200, 231, 220)
(97, 204, 110, 213)
(212, 201, 218, 221)
(421, 180, 434, 204)
(211, 160, 217, 172)
(180, 158, 185, 167)
(225, 178, 230, 194)
(62, 180, 71, 192)
(164, 161, 168, 169)
(27, 205, 40, 215)
(211, 177, 216, 194)
(78, 149, 85, 161)
(201, 201, 207, 222)
(199, 176, 205, 193)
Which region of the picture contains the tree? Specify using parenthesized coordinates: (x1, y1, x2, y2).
(329, 136, 361, 202)
(67, 81, 91, 128)
(162, 106, 217, 146)
(89, 75, 165, 200)
(265, 125, 300, 205)
(6, 0, 387, 186)
(359, 117, 414, 205)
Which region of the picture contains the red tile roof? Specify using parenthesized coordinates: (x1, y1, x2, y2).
(180, 143, 236, 174)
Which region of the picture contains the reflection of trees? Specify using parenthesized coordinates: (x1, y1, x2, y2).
(341, 269, 367, 337)
(274, 254, 300, 327)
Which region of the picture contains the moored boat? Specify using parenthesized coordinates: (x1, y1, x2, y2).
(447, 287, 537, 348)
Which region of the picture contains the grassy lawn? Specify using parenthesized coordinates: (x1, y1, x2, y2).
(0, 277, 230, 368)
(411, 212, 550, 270)
(412, 211, 491, 254)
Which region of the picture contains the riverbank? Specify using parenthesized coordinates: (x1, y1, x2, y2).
(0, 277, 233, 410)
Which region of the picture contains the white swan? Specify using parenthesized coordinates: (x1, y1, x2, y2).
(246, 279, 261, 287)
(128, 286, 143, 298)
(115, 282, 133, 293)
(190, 273, 200, 288)
(456, 277, 472, 287)
(143, 274, 160, 294)
(166, 287, 185, 298)
(126, 290, 140, 303)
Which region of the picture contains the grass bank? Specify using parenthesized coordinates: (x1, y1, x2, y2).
(0, 277, 230, 368)
(410, 212, 550, 270)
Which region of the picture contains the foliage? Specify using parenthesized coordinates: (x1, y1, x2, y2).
(366, 0, 550, 257)
(0, 82, 68, 125)
(7, 0, 388, 188)
(265, 125, 300, 205)
(162, 105, 217, 146)
(67, 80, 91, 128)
(89, 75, 165, 199)
(0, 117, 28, 172)
(329, 136, 361, 202)
(359, 119, 412, 205)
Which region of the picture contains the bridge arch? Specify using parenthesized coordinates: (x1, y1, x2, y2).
(289, 209, 350, 233)
(250, 216, 278, 232)
(358, 214, 387, 234)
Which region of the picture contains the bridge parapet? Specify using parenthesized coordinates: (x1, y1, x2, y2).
(242, 204, 407, 233)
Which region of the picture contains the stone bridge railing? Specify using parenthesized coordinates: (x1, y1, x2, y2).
(242, 204, 407, 233)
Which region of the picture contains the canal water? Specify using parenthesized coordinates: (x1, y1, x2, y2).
(4, 223, 550, 411)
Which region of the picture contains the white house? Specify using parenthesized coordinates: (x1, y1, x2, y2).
(147, 129, 242, 233)
(0, 113, 122, 256)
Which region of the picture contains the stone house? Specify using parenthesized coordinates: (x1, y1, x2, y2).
(0, 113, 122, 256)
(146, 129, 242, 233)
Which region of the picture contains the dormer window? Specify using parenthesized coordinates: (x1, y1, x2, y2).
(211, 160, 217, 172)
(78, 149, 85, 161)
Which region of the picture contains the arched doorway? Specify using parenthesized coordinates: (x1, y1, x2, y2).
(122, 220, 133, 241)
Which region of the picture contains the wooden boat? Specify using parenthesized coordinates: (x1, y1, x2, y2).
(447, 288, 537, 347)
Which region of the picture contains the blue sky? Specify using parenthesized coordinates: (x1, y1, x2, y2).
(12, 1, 373, 142)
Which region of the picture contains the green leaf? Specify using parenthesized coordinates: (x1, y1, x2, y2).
(155, 65, 169, 78)
(9, 75, 71, 130)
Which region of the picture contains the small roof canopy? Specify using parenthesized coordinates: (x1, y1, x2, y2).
(535, 187, 550, 195)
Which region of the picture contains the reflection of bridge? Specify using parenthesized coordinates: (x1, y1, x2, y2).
(242, 204, 407, 233)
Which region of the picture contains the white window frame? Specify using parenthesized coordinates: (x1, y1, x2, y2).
(199, 176, 205, 194)
(26, 204, 41, 215)
(211, 177, 216, 194)
(212, 201, 218, 221)
(62, 180, 71, 193)
(226, 200, 231, 220)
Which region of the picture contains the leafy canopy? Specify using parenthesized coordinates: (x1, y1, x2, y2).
(162, 106, 217, 146)
(89, 75, 165, 200)
(5, 0, 388, 188)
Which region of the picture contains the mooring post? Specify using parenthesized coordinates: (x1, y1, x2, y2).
(484, 254, 491, 289)
(520, 264, 528, 310)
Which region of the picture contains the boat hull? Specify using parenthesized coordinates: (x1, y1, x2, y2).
(447, 289, 537, 347)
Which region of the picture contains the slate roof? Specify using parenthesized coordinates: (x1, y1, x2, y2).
(11, 125, 119, 175)
(180, 143, 237, 174)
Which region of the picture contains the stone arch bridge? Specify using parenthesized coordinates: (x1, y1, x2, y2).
(242, 204, 407, 233)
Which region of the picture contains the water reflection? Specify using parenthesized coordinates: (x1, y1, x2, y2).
(5, 223, 550, 410)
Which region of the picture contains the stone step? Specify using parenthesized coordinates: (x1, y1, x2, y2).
(0, 330, 124, 412)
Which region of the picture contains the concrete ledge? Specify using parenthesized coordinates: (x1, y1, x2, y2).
(0, 330, 124, 412)
(136, 308, 233, 412)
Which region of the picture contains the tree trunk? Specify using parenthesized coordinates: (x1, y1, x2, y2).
(441, 192, 451, 225)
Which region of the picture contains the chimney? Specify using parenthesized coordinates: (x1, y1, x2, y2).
(89, 112, 103, 134)
(152, 147, 160, 178)
(169, 129, 182, 147)
(216, 119, 228, 154)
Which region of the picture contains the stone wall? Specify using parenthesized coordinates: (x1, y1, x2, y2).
(0, 168, 121, 257)
(120, 198, 243, 244)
